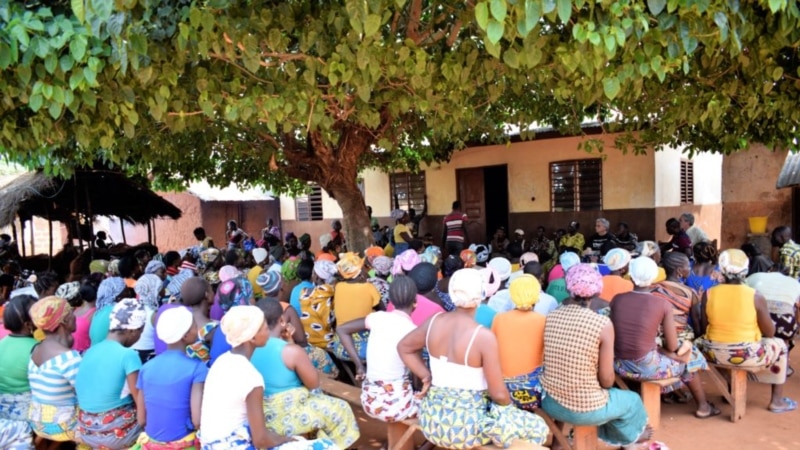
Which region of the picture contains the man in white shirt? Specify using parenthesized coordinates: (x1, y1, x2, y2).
(679, 212, 709, 246)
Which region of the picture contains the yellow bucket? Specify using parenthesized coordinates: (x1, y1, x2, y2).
(748, 216, 768, 234)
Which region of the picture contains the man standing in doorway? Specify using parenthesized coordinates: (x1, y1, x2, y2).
(442, 201, 468, 256)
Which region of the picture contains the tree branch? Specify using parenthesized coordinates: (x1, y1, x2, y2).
(407, 0, 423, 43)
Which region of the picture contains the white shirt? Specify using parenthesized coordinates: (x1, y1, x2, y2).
(199, 352, 264, 443)
(686, 225, 709, 245)
(533, 292, 559, 316)
(364, 311, 416, 381)
(746, 272, 800, 315)
(131, 308, 155, 351)
(10, 285, 38, 299)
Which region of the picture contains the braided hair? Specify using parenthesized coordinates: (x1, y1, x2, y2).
(692, 242, 718, 265)
(662, 251, 689, 278)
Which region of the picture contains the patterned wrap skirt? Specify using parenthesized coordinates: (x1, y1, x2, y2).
(695, 336, 788, 384)
(504, 367, 544, 411)
(305, 345, 339, 379)
(614, 347, 708, 394)
(541, 388, 647, 447)
(360, 377, 419, 423)
(329, 330, 369, 362)
(263, 387, 359, 449)
(0, 391, 33, 450)
(77, 403, 142, 449)
(200, 425, 340, 450)
(418, 386, 548, 449)
(28, 400, 78, 442)
(135, 430, 200, 450)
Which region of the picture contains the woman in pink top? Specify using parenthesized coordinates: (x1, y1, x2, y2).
(388, 263, 444, 325)
(68, 281, 98, 353)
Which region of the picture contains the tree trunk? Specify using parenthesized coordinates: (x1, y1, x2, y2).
(327, 180, 373, 253)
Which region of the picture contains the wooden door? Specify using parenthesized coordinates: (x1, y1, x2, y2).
(457, 168, 486, 245)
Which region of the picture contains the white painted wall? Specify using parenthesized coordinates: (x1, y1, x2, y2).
(279, 168, 391, 220)
(693, 152, 722, 205)
(655, 145, 721, 207)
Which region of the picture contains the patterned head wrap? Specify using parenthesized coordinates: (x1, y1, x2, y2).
(488, 257, 512, 281)
(319, 233, 333, 249)
(470, 244, 491, 264)
(216, 277, 254, 312)
(509, 275, 541, 310)
(337, 252, 364, 279)
(559, 252, 581, 272)
(30, 296, 72, 332)
(519, 252, 539, 266)
(96, 277, 126, 310)
(603, 248, 632, 271)
(629, 256, 659, 287)
(55, 282, 80, 302)
(134, 274, 163, 310)
(89, 259, 110, 275)
(221, 305, 265, 347)
(371, 256, 393, 276)
(392, 249, 420, 276)
(219, 265, 240, 283)
(637, 241, 659, 258)
(109, 298, 146, 332)
(565, 263, 604, 298)
(198, 248, 220, 269)
(281, 257, 300, 282)
(257, 270, 282, 296)
(719, 249, 749, 280)
(166, 269, 194, 299)
(365, 246, 384, 261)
(449, 268, 484, 309)
(421, 246, 442, 266)
(107, 259, 121, 276)
(480, 266, 501, 298)
(390, 209, 406, 220)
(204, 271, 221, 285)
(460, 249, 477, 268)
(314, 260, 338, 284)
(145, 260, 166, 275)
(156, 306, 193, 345)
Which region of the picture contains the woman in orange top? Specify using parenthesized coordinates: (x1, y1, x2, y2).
(491, 274, 546, 410)
(600, 248, 633, 302)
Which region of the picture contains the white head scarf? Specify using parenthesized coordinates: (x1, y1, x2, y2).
(449, 268, 484, 309)
(629, 256, 659, 287)
(221, 305, 265, 347)
(156, 306, 193, 344)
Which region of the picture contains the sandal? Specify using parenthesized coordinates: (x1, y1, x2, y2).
(769, 397, 798, 413)
(695, 402, 721, 419)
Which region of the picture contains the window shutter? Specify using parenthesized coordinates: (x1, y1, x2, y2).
(550, 159, 603, 211)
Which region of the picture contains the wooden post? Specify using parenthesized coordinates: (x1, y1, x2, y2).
(572, 425, 599, 450)
(73, 175, 83, 251)
(119, 218, 127, 244)
(20, 219, 26, 257)
(29, 219, 34, 256)
(83, 179, 94, 260)
(47, 209, 53, 271)
(730, 368, 748, 422)
(641, 381, 662, 430)
(147, 219, 152, 245)
(11, 220, 18, 249)
(152, 219, 157, 246)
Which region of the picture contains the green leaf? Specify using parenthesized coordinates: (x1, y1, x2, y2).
(525, 0, 542, 33)
(0, 43, 11, 69)
(542, 0, 556, 14)
(556, 0, 571, 24)
(486, 19, 504, 44)
(364, 14, 381, 37)
(83, 66, 97, 85)
(768, 0, 785, 13)
(44, 54, 58, 74)
(59, 54, 74, 72)
(603, 77, 621, 100)
(773, 66, 784, 81)
(713, 12, 728, 42)
(48, 102, 62, 119)
(69, 70, 84, 90)
(502, 47, 519, 68)
(71, 0, 85, 23)
(70, 36, 87, 61)
(18, 65, 32, 85)
(647, 0, 666, 15)
(490, 0, 507, 22)
(29, 93, 43, 112)
(475, 2, 489, 30)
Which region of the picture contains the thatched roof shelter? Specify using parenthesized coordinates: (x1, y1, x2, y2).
(0, 169, 182, 228)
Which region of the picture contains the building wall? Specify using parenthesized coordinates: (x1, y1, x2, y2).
(720, 145, 791, 249)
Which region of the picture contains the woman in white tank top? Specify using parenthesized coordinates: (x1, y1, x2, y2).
(398, 268, 549, 449)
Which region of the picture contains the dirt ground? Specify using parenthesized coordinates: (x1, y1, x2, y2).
(348, 346, 800, 450)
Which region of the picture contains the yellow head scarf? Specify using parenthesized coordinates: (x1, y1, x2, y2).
(509, 274, 541, 310)
(30, 296, 72, 332)
(337, 252, 364, 279)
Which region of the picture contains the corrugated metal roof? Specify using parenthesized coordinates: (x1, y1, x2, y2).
(187, 180, 275, 202)
(777, 152, 800, 189)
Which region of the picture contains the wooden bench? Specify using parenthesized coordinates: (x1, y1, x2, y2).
(704, 364, 748, 422)
(534, 409, 597, 450)
(615, 374, 680, 430)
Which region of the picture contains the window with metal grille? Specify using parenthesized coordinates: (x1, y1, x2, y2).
(389, 172, 426, 212)
(295, 184, 323, 221)
(680, 159, 694, 204)
(550, 159, 603, 212)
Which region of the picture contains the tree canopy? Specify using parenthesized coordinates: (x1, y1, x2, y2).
(1, 0, 798, 249)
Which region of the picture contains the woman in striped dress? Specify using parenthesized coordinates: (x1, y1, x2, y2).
(28, 296, 83, 443)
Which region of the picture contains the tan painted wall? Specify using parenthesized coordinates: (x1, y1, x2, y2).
(720, 145, 791, 248)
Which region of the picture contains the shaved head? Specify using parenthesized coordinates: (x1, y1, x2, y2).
(181, 277, 210, 306)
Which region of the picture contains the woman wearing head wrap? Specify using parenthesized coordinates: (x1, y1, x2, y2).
(211, 276, 255, 321)
(199, 305, 334, 450)
(650, 252, 701, 343)
(432, 255, 462, 312)
(397, 268, 548, 448)
(599, 248, 634, 303)
(540, 265, 651, 448)
(636, 240, 667, 283)
(131, 274, 163, 363)
(75, 299, 146, 449)
(89, 259, 110, 275)
(610, 256, 718, 419)
(144, 260, 166, 280)
(0, 295, 38, 450)
(251, 300, 358, 448)
(564, 264, 608, 314)
(330, 253, 381, 363)
(136, 306, 207, 449)
(88, 276, 127, 347)
(298, 261, 337, 353)
(28, 297, 82, 443)
(685, 241, 723, 296)
(391, 249, 420, 276)
(387, 263, 445, 326)
(366, 256, 393, 306)
(491, 275, 546, 410)
(459, 249, 477, 268)
(696, 249, 796, 413)
(469, 243, 491, 266)
(391, 210, 412, 255)
(545, 251, 581, 304)
(280, 257, 301, 303)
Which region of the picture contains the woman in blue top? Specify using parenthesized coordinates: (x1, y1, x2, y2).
(137, 306, 208, 449)
(88, 276, 127, 346)
(75, 298, 146, 449)
(252, 299, 359, 449)
(685, 242, 723, 296)
(0, 295, 38, 450)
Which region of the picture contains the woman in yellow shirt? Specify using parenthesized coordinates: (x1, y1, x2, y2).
(391, 209, 413, 255)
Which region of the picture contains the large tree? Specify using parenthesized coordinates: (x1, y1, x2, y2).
(1, 0, 799, 251)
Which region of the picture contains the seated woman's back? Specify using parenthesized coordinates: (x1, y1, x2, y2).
(492, 310, 545, 378)
(706, 283, 761, 343)
(425, 312, 487, 390)
(609, 291, 669, 360)
(252, 338, 303, 396)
